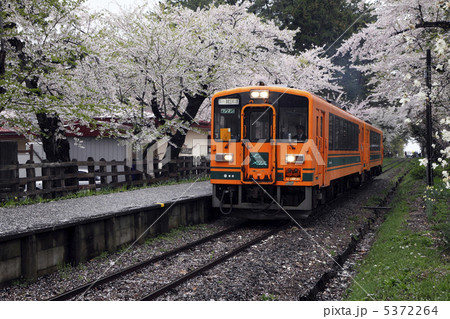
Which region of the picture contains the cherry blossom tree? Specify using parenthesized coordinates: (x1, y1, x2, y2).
(96, 2, 341, 162)
(1, 0, 342, 165)
(0, 0, 110, 162)
(339, 0, 449, 187)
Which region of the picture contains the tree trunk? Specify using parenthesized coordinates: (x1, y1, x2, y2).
(24, 75, 71, 163)
(36, 112, 71, 163)
(162, 92, 207, 172)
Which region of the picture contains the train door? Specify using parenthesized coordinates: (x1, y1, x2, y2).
(363, 125, 370, 170)
(241, 105, 276, 184)
(315, 110, 326, 186)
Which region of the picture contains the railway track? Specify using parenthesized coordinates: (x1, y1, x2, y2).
(382, 158, 408, 174)
(149, 159, 409, 301)
(39, 159, 410, 301)
(155, 159, 411, 300)
(49, 221, 287, 301)
(49, 223, 245, 300)
(140, 225, 284, 300)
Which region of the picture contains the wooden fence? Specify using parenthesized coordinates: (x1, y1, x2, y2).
(0, 156, 210, 201)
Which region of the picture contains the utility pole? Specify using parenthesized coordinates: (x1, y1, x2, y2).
(425, 49, 433, 186)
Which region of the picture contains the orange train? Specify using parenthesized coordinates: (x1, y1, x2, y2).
(210, 86, 383, 219)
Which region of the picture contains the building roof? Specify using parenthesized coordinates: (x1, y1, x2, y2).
(0, 127, 24, 139)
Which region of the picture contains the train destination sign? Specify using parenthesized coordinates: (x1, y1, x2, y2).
(218, 98, 239, 105)
(220, 108, 236, 114)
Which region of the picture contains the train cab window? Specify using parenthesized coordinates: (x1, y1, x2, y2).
(245, 108, 273, 142)
(277, 95, 309, 141)
(214, 106, 240, 141)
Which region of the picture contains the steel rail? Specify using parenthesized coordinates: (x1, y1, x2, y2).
(382, 158, 408, 174)
(381, 159, 402, 172)
(140, 225, 286, 301)
(48, 223, 247, 301)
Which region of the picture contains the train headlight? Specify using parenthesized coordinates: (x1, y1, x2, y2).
(286, 154, 296, 163)
(285, 154, 305, 164)
(216, 153, 234, 162)
(250, 90, 269, 99)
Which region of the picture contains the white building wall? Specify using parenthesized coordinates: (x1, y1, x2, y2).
(182, 131, 209, 157)
(68, 137, 127, 162)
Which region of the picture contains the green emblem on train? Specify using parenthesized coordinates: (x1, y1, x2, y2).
(249, 152, 269, 168)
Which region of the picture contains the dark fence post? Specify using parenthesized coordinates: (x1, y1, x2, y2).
(201, 156, 209, 174)
(52, 163, 62, 196)
(181, 157, 186, 179)
(425, 49, 433, 186)
(26, 160, 36, 198)
(65, 158, 78, 188)
(29, 144, 34, 162)
(87, 156, 95, 187)
(169, 158, 178, 181)
(41, 160, 52, 198)
(99, 158, 107, 186)
(192, 156, 197, 175)
(124, 158, 131, 187)
(71, 159, 79, 191)
(0, 141, 19, 200)
(132, 158, 143, 185)
(111, 160, 118, 185)
(59, 164, 66, 193)
(187, 157, 193, 178)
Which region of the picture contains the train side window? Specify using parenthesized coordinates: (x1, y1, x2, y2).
(343, 120, 348, 150)
(370, 131, 381, 151)
(329, 113, 359, 151)
(329, 114, 334, 150)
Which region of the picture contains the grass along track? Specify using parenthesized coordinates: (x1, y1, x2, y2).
(300, 159, 411, 300)
(344, 160, 450, 300)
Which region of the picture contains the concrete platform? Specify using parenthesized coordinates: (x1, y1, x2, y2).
(0, 181, 211, 237)
(0, 181, 214, 286)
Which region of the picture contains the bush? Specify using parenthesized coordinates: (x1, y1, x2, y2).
(410, 161, 427, 180)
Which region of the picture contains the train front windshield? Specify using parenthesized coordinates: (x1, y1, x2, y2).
(246, 109, 272, 142)
(277, 95, 309, 142)
(213, 105, 240, 141)
(213, 93, 309, 142)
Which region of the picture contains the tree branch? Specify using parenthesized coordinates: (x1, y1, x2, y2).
(396, 21, 450, 35)
(150, 82, 164, 125)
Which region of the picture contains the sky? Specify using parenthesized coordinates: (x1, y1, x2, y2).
(84, 0, 157, 13)
(404, 139, 421, 154)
